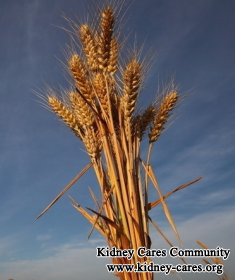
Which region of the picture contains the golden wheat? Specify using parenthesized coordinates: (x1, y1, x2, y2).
(83, 127, 102, 158)
(98, 6, 115, 70)
(139, 105, 156, 140)
(36, 3, 227, 280)
(122, 59, 141, 119)
(69, 91, 94, 128)
(93, 72, 109, 115)
(149, 91, 178, 143)
(48, 96, 83, 139)
(79, 24, 99, 71)
(69, 53, 94, 102)
(107, 38, 118, 74)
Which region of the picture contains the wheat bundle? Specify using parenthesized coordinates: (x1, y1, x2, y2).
(36, 3, 229, 280)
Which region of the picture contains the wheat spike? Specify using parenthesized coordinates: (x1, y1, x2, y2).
(98, 6, 115, 70)
(83, 127, 102, 158)
(48, 96, 83, 139)
(139, 105, 156, 140)
(69, 92, 94, 128)
(122, 59, 141, 119)
(69, 54, 94, 102)
(107, 38, 118, 75)
(132, 105, 156, 140)
(149, 91, 178, 143)
(93, 72, 108, 109)
(79, 24, 99, 72)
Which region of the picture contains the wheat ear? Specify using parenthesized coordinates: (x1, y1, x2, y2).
(139, 105, 156, 140)
(48, 96, 83, 139)
(98, 6, 115, 70)
(79, 24, 99, 72)
(107, 38, 118, 75)
(69, 53, 94, 102)
(69, 92, 94, 128)
(149, 91, 178, 143)
(122, 59, 141, 119)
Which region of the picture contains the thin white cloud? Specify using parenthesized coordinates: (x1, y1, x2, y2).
(0, 243, 110, 280)
(198, 189, 235, 205)
(36, 234, 51, 241)
(25, 0, 40, 64)
(0, 235, 18, 260)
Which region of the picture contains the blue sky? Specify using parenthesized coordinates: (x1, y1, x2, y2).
(0, 0, 234, 279)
